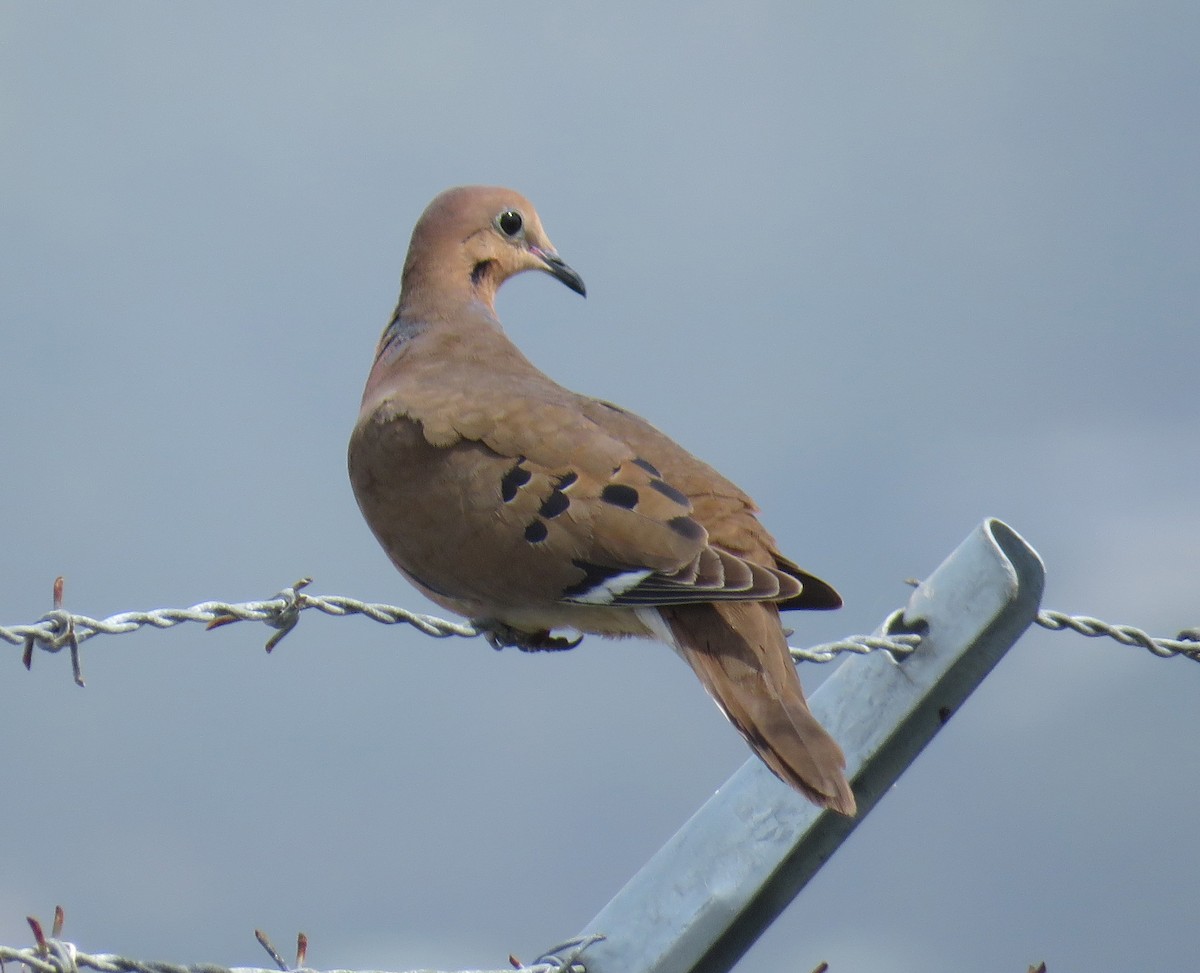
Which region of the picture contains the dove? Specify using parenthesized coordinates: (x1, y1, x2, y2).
(348, 186, 855, 815)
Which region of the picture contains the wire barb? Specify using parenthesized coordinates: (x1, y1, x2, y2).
(207, 580, 314, 653)
(254, 932, 287, 973)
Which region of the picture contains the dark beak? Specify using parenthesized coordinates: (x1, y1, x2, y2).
(536, 249, 587, 297)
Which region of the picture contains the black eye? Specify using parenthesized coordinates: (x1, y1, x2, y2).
(496, 210, 524, 237)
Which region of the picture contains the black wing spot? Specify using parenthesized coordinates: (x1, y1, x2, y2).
(524, 520, 549, 544)
(562, 560, 630, 599)
(601, 483, 639, 509)
(500, 460, 532, 502)
(631, 457, 661, 477)
(554, 471, 579, 490)
(539, 490, 570, 518)
(649, 478, 690, 507)
(667, 515, 705, 541)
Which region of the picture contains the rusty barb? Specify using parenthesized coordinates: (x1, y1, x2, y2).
(19, 577, 84, 687)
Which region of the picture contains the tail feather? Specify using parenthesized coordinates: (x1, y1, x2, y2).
(658, 601, 856, 816)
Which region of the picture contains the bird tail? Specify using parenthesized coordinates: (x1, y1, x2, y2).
(655, 601, 857, 816)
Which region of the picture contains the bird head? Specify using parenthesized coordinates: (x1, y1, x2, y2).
(402, 185, 586, 305)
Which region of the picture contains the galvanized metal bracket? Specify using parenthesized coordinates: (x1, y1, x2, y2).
(570, 518, 1046, 973)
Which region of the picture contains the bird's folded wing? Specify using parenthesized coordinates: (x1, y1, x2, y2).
(356, 372, 814, 610)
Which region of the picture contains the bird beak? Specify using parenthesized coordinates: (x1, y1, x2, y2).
(533, 247, 587, 297)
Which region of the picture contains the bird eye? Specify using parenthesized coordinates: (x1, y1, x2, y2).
(496, 210, 524, 237)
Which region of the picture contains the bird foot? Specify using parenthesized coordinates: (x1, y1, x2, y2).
(477, 621, 584, 653)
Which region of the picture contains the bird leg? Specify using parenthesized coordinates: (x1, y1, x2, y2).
(476, 620, 584, 653)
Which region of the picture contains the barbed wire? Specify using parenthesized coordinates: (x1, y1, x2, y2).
(1, 577, 1196, 687)
(1, 593, 1191, 973)
(0, 945, 584, 973)
(0, 917, 599, 973)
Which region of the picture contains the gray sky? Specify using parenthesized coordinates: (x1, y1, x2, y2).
(3, 3, 1198, 971)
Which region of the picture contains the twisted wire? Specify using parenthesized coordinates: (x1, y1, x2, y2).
(0, 928, 604, 973)
(0, 943, 583, 973)
(1034, 609, 1200, 662)
(2, 580, 1195, 686)
(0, 580, 479, 652)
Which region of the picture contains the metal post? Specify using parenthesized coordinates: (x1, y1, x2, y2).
(568, 518, 1046, 973)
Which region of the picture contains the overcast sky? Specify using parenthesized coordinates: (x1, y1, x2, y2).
(3, 3, 1198, 971)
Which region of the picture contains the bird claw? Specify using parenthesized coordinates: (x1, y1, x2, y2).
(477, 621, 584, 653)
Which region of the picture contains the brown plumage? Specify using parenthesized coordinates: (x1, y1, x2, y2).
(348, 186, 856, 816)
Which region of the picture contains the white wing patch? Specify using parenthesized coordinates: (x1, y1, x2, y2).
(564, 568, 653, 605)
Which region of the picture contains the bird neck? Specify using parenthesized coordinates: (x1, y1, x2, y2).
(375, 311, 427, 362)
(373, 290, 507, 371)
(400, 250, 501, 316)
(359, 299, 529, 416)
